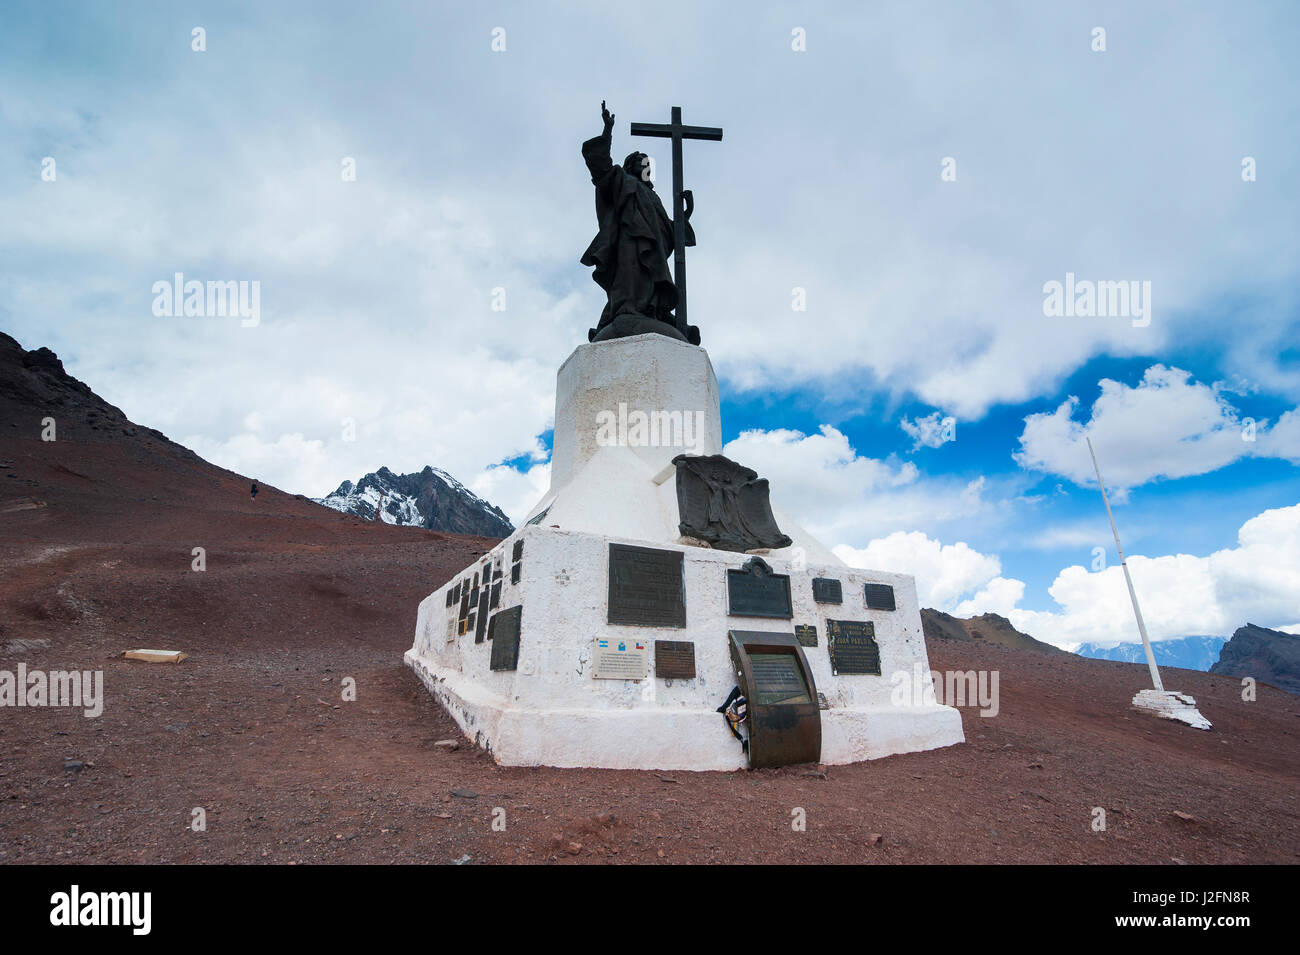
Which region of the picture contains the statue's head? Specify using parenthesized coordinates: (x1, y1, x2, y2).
(622, 151, 652, 186)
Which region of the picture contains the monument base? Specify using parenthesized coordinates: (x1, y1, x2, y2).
(406, 524, 965, 770)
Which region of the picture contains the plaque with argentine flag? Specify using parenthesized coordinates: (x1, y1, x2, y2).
(593, 635, 649, 679)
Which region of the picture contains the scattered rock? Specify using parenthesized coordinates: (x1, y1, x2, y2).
(869, 833, 883, 845)
(1172, 810, 1195, 822)
(434, 739, 459, 751)
(565, 842, 582, 855)
(62, 760, 83, 773)
(451, 788, 477, 799)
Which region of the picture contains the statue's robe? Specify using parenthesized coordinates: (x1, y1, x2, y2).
(580, 130, 694, 334)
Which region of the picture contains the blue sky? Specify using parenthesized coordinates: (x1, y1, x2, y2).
(1, 1, 1297, 646)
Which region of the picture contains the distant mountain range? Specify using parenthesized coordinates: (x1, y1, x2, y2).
(1074, 635, 1227, 672)
(316, 466, 514, 539)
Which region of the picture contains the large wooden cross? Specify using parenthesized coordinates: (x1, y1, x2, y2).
(630, 106, 723, 339)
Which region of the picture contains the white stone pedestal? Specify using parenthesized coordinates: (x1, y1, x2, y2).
(406, 333, 965, 769)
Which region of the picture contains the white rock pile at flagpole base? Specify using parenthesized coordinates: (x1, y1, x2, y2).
(1132, 689, 1212, 730)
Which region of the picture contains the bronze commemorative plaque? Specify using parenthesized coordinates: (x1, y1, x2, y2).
(607, 543, 686, 627)
(826, 619, 881, 675)
(654, 640, 696, 679)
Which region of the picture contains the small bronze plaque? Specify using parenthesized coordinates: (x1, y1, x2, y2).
(488, 606, 522, 671)
(490, 580, 502, 610)
(726, 556, 792, 619)
(607, 543, 686, 628)
(654, 640, 696, 680)
(826, 619, 881, 675)
(457, 618, 466, 636)
(812, 577, 842, 604)
(864, 583, 896, 611)
(795, 624, 818, 647)
(512, 539, 524, 561)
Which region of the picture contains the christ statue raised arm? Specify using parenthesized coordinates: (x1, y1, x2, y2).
(580, 101, 719, 346)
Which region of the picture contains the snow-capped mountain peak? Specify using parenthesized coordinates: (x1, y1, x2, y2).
(316, 465, 514, 538)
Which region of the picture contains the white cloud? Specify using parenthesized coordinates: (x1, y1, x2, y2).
(835, 531, 1006, 612)
(1010, 503, 1300, 647)
(833, 504, 1300, 650)
(723, 425, 999, 545)
(4, 3, 1298, 505)
(955, 577, 1025, 617)
(1015, 365, 1300, 488)
(900, 411, 957, 450)
(469, 460, 551, 527)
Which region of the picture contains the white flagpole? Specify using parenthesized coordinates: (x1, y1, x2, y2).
(1087, 437, 1164, 692)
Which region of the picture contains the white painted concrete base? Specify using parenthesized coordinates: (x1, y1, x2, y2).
(1132, 689, 1212, 730)
(407, 524, 965, 769)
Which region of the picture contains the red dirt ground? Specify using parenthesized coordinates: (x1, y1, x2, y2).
(1, 387, 1297, 865)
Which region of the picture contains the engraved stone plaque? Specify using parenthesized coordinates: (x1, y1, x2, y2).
(488, 606, 521, 671)
(592, 635, 649, 680)
(607, 544, 686, 627)
(512, 539, 523, 562)
(654, 640, 696, 680)
(826, 619, 882, 675)
(812, 577, 842, 604)
(864, 583, 896, 611)
(511, 562, 521, 584)
(795, 624, 818, 647)
(490, 580, 502, 610)
(726, 556, 792, 619)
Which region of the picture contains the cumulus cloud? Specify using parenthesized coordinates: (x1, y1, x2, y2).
(469, 460, 551, 527)
(1011, 504, 1300, 647)
(723, 425, 999, 545)
(835, 531, 1006, 612)
(1015, 365, 1300, 489)
(900, 411, 957, 450)
(4, 3, 1298, 513)
(833, 505, 1300, 649)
